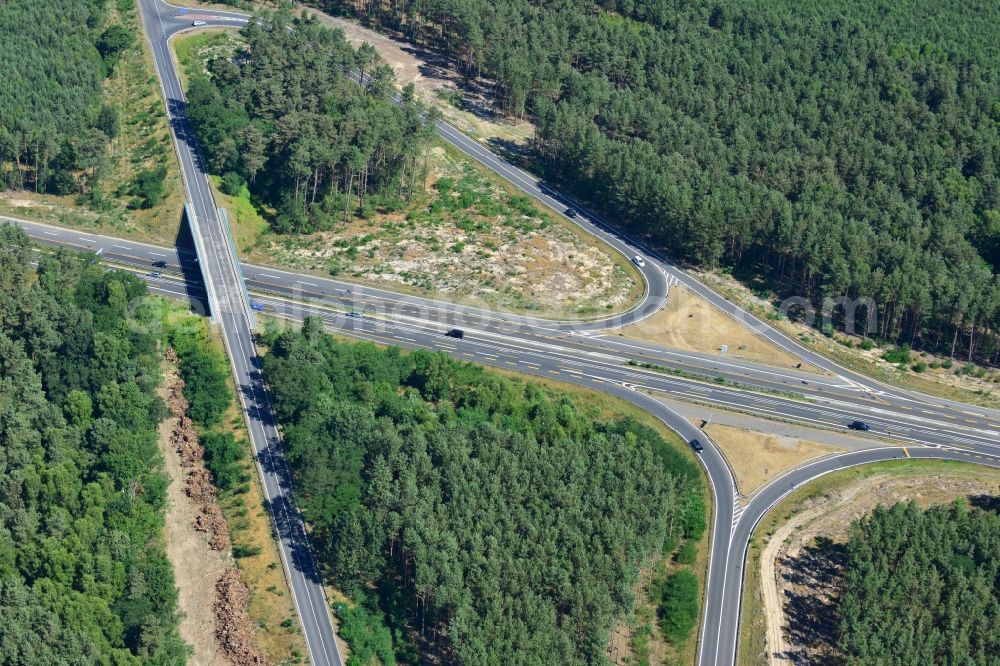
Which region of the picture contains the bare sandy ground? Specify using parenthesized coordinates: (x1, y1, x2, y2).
(704, 423, 845, 496)
(157, 366, 231, 666)
(618, 285, 817, 371)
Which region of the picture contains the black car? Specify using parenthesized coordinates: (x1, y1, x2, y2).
(445, 328, 464, 339)
(564, 207, 577, 218)
(152, 260, 167, 268)
(689, 438, 704, 454)
(848, 420, 870, 431)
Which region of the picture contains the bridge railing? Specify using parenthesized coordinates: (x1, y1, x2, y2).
(218, 207, 257, 328)
(185, 202, 221, 323)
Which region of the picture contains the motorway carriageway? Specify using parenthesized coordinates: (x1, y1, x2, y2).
(17, 217, 1000, 444)
(3, 218, 962, 400)
(111, 263, 1000, 461)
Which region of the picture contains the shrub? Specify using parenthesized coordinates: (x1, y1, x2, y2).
(172, 331, 231, 428)
(660, 570, 699, 644)
(221, 170, 246, 196)
(202, 431, 247, 490)
(882, 344, 911, 364)
(97, 24, 134, 71)
(859, 338, 874, 351)
(958, 363, 977, 376)
(675, 540, 697, 565)
(337, 604, 396, 666)
(678, 489, 706, 540)
(911, 361, 927, 373)
(233, 544, 262, 558)
(131, 166, 168, 209)
(942, 358, 954, 369)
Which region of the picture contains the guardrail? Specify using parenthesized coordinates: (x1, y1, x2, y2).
(185, 202, 220, 323)
(218, 207, 257, 328)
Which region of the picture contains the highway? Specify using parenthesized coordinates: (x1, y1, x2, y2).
(49, 2, 1000, 664)
(138, 1, 345, 664)
(18, 216, 1000, 449)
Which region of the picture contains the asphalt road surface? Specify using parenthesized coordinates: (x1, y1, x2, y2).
(34, 3, 1000, 663)
(138, 2, 344, 664)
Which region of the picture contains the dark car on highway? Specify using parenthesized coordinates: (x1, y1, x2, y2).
(446, 328, 464, 339)
(848, 420, 870, 431)
(564, 208, 577, 218)
(689, 438, 705, 453)
(152, 260, 167, 268)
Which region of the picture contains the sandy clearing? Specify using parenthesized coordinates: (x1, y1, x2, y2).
(618, 285, 818, 372)
(241, 147, 639, 316)
(704, 423, 845, 496)
(303, 10, 536, 144)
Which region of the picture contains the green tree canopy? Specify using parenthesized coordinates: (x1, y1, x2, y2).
(262, 317, 705, 663)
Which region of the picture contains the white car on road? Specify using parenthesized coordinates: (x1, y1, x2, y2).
(192, 20, 206, 26)
(632, 255, 646, 267)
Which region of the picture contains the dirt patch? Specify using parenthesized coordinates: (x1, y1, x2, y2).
(215, 569, 272, 666)
(297, 6, 535, 145)
(618, 285, 815, 370)
(165, 347, 233, 552)
(242, 146, 639, 316)
(158, 355, 231, 666)
(705, 423, 846, 496)
(759, 470, 1000, 665)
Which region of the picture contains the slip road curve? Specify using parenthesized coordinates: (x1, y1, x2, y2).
(147, 1, 1000, 417)
(149, 0, 669, 330)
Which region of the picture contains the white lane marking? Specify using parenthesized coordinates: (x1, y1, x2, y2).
(259, 274, 281, 279)
(149, 251, 167, 257)
(112, 244, 131, 250)
(77, 237, 91, 243)
(43, 230, 59, 236)
(296, 280, 318, 286)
